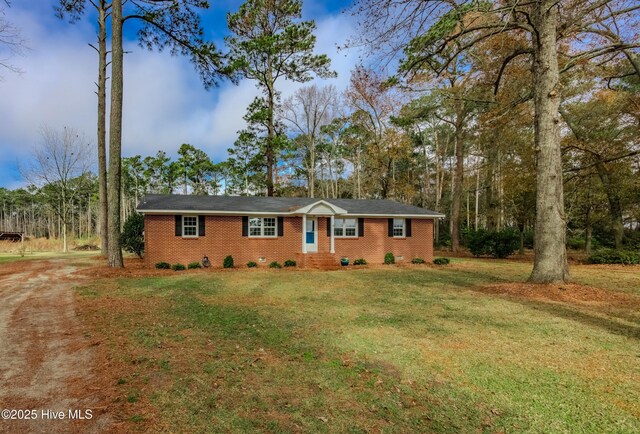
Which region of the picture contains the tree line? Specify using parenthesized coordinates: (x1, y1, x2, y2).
(1, 0, 638, 283)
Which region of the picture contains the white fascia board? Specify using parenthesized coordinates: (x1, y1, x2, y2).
(338, 213, 446, 219)
(138, 209, 295, 216)
(137, 209, 446, 219)
(291, 200, 348, 215)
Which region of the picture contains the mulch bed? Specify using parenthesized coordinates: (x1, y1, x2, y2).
(476, 282, 640, 308)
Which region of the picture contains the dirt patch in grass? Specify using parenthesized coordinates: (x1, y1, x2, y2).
(476, 282, 640, 308)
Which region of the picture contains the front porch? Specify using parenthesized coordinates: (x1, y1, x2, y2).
(295, 252, 341, 270)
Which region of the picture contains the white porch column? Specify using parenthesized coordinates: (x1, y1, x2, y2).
(330, 215, 335, 254)
(302, 214, 307, 254)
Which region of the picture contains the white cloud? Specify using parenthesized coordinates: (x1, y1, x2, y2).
(0, 1, 360, 188)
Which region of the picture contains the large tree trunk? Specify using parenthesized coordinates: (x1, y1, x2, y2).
(97, 1, 109, 256)
(529, 1, 570, 283)
(107, 0, 124, 268)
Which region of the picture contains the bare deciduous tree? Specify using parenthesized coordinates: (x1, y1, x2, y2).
(282, 84, 339, 198)
(21, 126, 94, 253)
(0, 4, 27, 78)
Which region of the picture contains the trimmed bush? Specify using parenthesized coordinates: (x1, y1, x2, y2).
(188, 262, 202, 269)
(588, 249, 640, 265)
(353, 258, 367, 266)
(268, 261, 282, 269)
(171, 263, 186, 271)
(433, 257, 450, 265)
(284, 259, 297, 267)
(247, 261, 258, 268)
(411, 257, 426, 264)
(155, 262, 170, 269)
(120, 213, 144, 258)
(384, 252, 395, 265)
(223, 255, 234, 269)
(467, 228, 519, 258)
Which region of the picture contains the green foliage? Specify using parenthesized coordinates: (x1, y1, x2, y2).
(587, 249, 640, 265)
(467, 228, 520, 259)
(225, 0, 334, 194)
(411, 257, 426, 264)
(268, 261, 282, 269)
(188, 262, 202, 269)
(384, 252, 395, 265)
(567, 236, 586, 250)
(353, 258, 367, 265)
(223, 255, 234, 269)
(155, 262, 170, 270)
(623, 230, 640, 251)
(433, 257, 450, 265)
(171, 263, 186, 271)
(284, 259, 297, 267)
(400, 2, 485, 74)
(247, 261, 258, 268)
(121, 213, 145, 258)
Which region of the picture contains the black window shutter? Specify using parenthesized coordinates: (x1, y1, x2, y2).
(175, 215, 182, 236)
(358, 218, 365, 237)
(327, 217, 331, 237)
(388, 218, 393, 237)
(242, 216, 248, 237)
(278, 217, 284, 237)
(199, 215, 206, 236)
(406, 219, 412, 237)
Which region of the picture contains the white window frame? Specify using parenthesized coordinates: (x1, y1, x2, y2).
(393, 218, 405, 238)
(334, 218, 358, 238)
(182, 215, 199, 238)
(248, 217, 278, 238)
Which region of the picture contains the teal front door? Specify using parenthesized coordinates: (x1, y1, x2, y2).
(305, 218, 317, 252)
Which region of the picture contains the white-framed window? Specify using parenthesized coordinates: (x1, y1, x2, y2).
(334, 218, 357, 237)
(249, 217, 277, 237)
(393, 218, 405, 237)
(183, 216, 198, 237)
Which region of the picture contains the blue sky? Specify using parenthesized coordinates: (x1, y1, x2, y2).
(0, 0, 357, 189)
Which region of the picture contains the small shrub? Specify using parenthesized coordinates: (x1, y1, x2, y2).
(467, 228, 519, 258)
(433, 257, 450, 265)
(588, 249, 640, 265)
(411, 257, 426, 264)
(268, 261, 282, 269)
(567, 235, 586, 250)
(120, 213, 145, 258)
(155, 262, 170, 269)
(284, 259, 297, 267)
(353, 258, 367, 265)
(171, 263, 186, 271)
(188, 261, 202, 269)
(247, 261, 258, 268)
(223, 255, 234, 269)
(384, 252, 395, 265)
(492, 229, 520, 258)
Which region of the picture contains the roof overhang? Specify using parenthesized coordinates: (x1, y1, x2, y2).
(138, 208, 445, 219)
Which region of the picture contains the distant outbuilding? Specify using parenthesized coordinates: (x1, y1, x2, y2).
(0, 231, 24, 242)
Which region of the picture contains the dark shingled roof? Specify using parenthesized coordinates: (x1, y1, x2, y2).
(137, 194, 444, 217)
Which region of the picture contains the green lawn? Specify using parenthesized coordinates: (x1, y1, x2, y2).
(77, 260, 640, 433)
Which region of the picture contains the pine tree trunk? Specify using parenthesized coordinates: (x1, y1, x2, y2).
(107, 0, 124, 268)
(529, 0, 570, 283)
(98, 1, 109, 256)
(451, 114, 464, 252)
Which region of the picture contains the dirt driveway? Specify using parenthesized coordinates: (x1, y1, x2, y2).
(0, 259, 111, 434)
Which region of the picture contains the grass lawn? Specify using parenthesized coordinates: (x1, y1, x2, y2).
(76, 259, 640, 433)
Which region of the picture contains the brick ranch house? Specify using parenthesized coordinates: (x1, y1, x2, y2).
(137, 194, 445, 268)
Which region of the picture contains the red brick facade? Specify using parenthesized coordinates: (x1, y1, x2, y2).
(144, 214, 434, 267)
